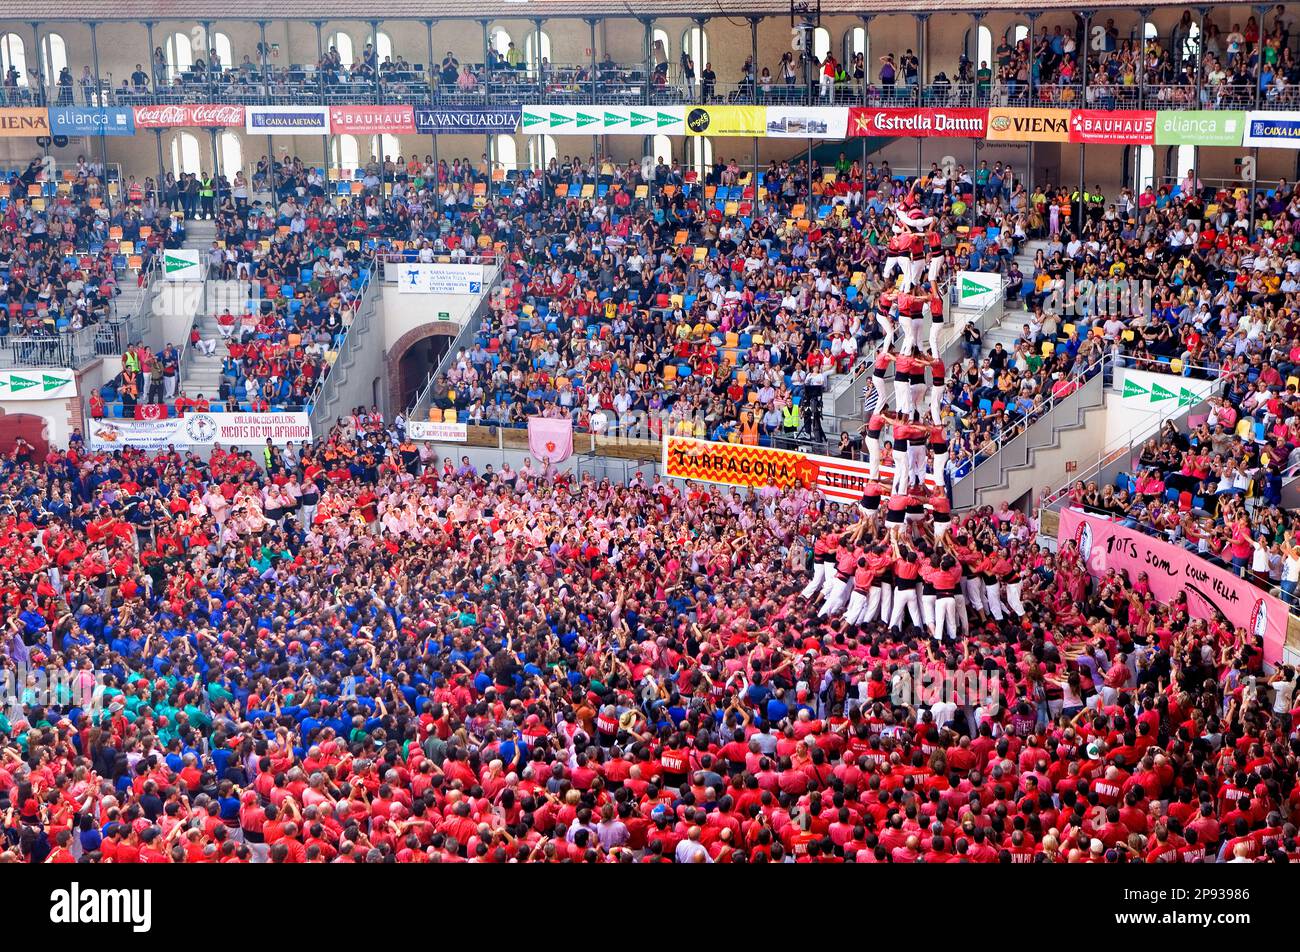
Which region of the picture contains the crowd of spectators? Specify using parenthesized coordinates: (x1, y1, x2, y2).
(1, 404, 1298, 863)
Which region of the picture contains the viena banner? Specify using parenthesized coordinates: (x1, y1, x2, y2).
(848, 107, 987, 138)
(245, 105, 330, 136)
(986, 107, 1071, 142)
(1243, 110, 1300, 148)
(0, 108, 50, 137)
(416, 107, 522, 134)
(396, 262, 485, 295)
(88, 411, 312, 450)
(48, 107, 135, 137)
(132, 104, 245, 128)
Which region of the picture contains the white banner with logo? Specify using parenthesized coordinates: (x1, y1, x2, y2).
(0, 367, 76, 400)
(163, 248, 203, 281)
(764, 106, 849, 139)
(956, 270, 1002, 309)
(395, 262, 485, 295)
(407, 420, 468, 442)
(245, 105, 331, 136)
(87, 411, 312, 449)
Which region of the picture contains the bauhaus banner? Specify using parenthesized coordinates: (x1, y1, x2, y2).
(1068, 109, 1156, 145)
(329, 105, 415, 135)
(848, 107, 987, 138)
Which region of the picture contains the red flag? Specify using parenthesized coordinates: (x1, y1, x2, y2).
(134, 404, 166, 421)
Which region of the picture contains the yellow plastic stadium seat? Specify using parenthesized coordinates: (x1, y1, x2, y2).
(1041, 342, 1055, 357)
(692, 247, 707, 262)
(443, 408, 458, 423)
(663, 365, 677, 381)
(1288, 375, 1300, 389)
(1121, 330, 1135, 342)
(725, 332, 739, 348)
(1170, 358, 1184, 373)
(635, 184, 648, 199)
(580, 183, 595, 198)
(790, 203, 805, 219)
(670, 293, 684, 308)
(1063, 323, 1076, 337)
(634, 363, 648, 374)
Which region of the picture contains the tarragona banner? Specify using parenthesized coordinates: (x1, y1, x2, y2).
(1057, 508, 1287, 663)
(662, 435, 933, 505)
(16, 104, 1259, 147)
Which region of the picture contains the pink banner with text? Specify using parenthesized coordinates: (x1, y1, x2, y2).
(1057, 508, 1286, 663)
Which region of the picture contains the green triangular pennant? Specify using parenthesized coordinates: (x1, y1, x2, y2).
(575, 112, 599, 128)
(1178, 387, 1200, 407)
(1150, 382, 1176, 403)
(604, 111, 627, 126)
(550, 112, 572, 127)
(8, 374, 37, 393)
(657, 112, 677, 127)
(1122, 379, 1149, 399)
(42, 374, 65, 392)
(521, 111, 545, 128)
(629, 111, 653, 127)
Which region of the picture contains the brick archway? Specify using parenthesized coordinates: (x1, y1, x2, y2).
(385, 322, 461, 414)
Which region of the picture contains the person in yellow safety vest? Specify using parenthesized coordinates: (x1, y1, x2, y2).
(781, 401, 801, 436)
(199, 175, 215, 220)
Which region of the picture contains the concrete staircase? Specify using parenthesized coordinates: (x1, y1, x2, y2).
(974, 238, 1046, 354)
(175, 220, 229, 403)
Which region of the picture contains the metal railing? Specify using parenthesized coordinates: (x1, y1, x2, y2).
(305, 259, 380, 428)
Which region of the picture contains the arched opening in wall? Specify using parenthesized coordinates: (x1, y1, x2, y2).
(1180, 22, 1201, 64)
(1136, 144, 1155, 191)
(964, 26, 992, 69)
(681, 26, 708, 85)
(525, 31, 552, 71)
(396, 334, 453, 411)
(528, 134, 557, 168)
(333, 133, 360, 173)
(0, 34, 28, 86)
(489, 28, 513, 59)
(329, 31, 354, 68)
(652, 27, 670, 70)
(843, 26, 867, 69)
(210, 31, 233, 71)
(688, 136, 712, 177)
(218, 131, 243, 178)
(0, 411, 50, 463)
(1174, 143, 1196, 180)
(166, 31, 193, 79)
(652, 133, 673, 165)
(1144, 22, 1158, 41)
(813, 27, 831, 63)
(1010, 23, 1029, 51)
(376, 30, 393, 65)
(171, 131, 203, 177)
(493, 134, 518, 172)
(40, 33, 67, 87)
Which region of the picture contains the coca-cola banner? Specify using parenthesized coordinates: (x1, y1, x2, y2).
(1068, 109, 1156, 145)
(848, 107, 988, 138)
(329, 104, 415, 135)
(132, 104, 245, 128)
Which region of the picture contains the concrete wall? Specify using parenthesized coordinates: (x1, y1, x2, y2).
(380, 282, 481, 355)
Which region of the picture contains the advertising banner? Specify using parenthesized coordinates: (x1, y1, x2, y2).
(986, 107, 1071, 142)
(0, 368, 76, 400)
(764, 106, 849, 139)
(683, 105, 767, 136)
(87, 411, 311, 449)
(1118, 369, 1216, 409)
(132, 104, 245, 128)
(956, 271, 1002, 309)
(407, 420, 468, 442)
(328, 105, 415, 135)
(414, 106, 522, 134)
(662, 435, 934, 504)
(519, 104, 684, 135)
(395, 262, 485, 295)
(163, 248, 203, 281)
(0, 108, 50, 137)
(1057, 508, 1286, 663)
(848, 107, 987, 138)
(1243, 110, 1300, 148)
(245, 105, 330, 135)
(1155, 110, 1245, 147)
(48, 107, 135, 137)
(1068, 109, 1156, 145)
